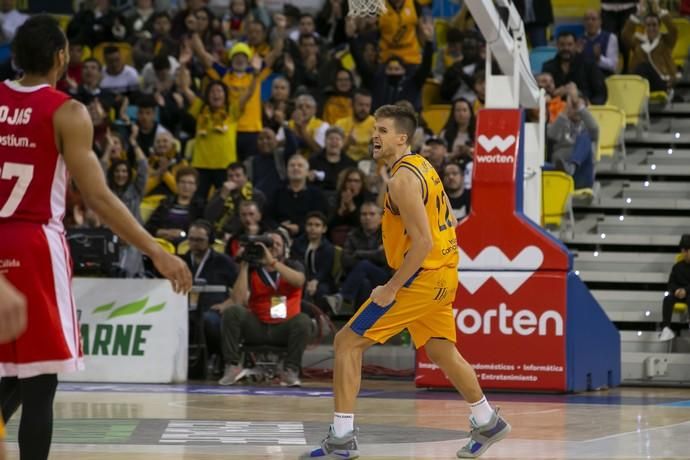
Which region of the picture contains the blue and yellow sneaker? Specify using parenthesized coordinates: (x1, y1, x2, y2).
(300, 425, 360, 459)
(457, 410, 511, 458)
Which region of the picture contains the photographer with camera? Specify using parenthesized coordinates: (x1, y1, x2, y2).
(219, 230, 311, 387)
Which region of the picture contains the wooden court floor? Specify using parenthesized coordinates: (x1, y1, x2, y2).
(4, 380, 690, 459)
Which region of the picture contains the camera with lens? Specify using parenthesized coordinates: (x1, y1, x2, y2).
(237, 234, 274, 266)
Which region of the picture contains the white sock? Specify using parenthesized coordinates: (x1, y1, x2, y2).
(333, 412, 354, 437)
(469, 396, 494, 426)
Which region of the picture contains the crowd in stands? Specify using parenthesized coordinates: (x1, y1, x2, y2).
(0, 0, 688, 383)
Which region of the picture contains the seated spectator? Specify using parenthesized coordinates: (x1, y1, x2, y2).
(124, 0, 157, 40)
(146, 167, 205, 244)
(134, 94, 170, 156)
(472, 69, 486, 113)
(325, 202, 389, 313)
(329, 167, 374, 246)
(269, 154, 329, 238)
(537, 72, 568, 123)
(290, 212, 335, 313)
(285, 33, 331, 97)
(205, 162, 267, 239)
(580, 9, 620, 76)
(322, 68, 354, 125)
(69, 58, 117, 111)
(335, 88, 375, 163)
(218, 230, 311, 387)
(0, 0, 28, 43)
(100, 45, 141, 96)
(289, 13, 320, 43)
(289, 94, 330, 158)
(423, 137, 449, 175)
(315, 0, 349, 47)
(542, 31, 607, 104)
(246, 20, 273, 58)
(145, 131, 186, 196)
(67, 0, 125, 47)
(442, 162, 471, 219)
(622, 2, 678, 93)
(308, 126, 356, 192)
(141, 52, 180, 95)
(182, 220, 238, 367)
(57, 40, 84, 93)
(433, 27, 464, 81)
(659, 234, 690, 341)
(442, 98, 476, 163)
(247, 127, 298, 198)
(546, 85, 598, 189)
(225, 200, 275, 257)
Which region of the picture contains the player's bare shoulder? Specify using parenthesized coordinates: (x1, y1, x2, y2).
(53, 99, 93, 151)
(388, 164, 425, 204)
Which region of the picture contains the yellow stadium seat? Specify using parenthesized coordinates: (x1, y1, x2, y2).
(177, 238, 226, 256)
(140, 194, 166, 223)
(542, 171, 575, 238)
(154, 238, 176, 255)
(588, 105, 627, 161)
(434, 19, 449, 49)
(421, 104, 451, 135)
(551, 0, 599, 18)
(422, 79, 442, 109)
(672, 18, 690, 68)
(92, 42, 134, 67)
(605, 75, 650, 132)
(340, 51, 355, 71)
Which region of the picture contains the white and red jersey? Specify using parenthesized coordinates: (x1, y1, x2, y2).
(0, 80, 70, 230)
(0, 81, 83, 378)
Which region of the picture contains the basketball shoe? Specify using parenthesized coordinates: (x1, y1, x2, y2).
(457, 409, 511, 458)
(300, 425, 359, 459)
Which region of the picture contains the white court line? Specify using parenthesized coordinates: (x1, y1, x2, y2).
(580, 419, 690, 443)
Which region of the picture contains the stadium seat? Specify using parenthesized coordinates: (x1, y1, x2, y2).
(422, 79, 442, 108)
(434, 19, 450, 49)
(542, 170, 575, 238)
(553, 22, 585, 39)
(605, 75, 650, 133)
(140, 194, 166, 223)
(672, 18, 690, 68)
(154, 237, 176, 254)
(92, 41, 134, 66)
(0, 44, 10, 63)
(177, 238, 226, 255)
(529, 46, 557, 74)
(673, 253, 689, 314)
(588, 105, 627, 161)
(421, 104, 451, 135)
(551, 0, 599, 18)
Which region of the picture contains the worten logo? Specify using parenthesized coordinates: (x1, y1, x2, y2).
(80, 297, 165, 356)
(0, 106, 32, 126)
(476, 135, 516, 163)
(459, 246, 543, 294)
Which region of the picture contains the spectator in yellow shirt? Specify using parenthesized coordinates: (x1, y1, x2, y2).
(322, 69, 354, 125)
(335, 88, 375, 162)
(378, 0, 423, 65)
(289, 94, 330, 158)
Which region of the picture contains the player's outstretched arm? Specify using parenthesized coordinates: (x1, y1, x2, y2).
(370, 168, 433, 306)
(55, 100, 192, 294)
(0, 274, 27, 343)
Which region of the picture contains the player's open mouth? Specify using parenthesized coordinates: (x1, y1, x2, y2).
(372, 142, 381, 153)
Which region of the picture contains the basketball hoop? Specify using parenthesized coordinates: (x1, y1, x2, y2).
(348, 0, 386, 17)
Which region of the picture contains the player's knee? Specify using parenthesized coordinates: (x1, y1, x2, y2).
(333, 327, 361, 352)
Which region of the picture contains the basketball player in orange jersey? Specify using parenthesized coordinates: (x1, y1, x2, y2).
(0, 276, 26, 460)
(0, 15, 192, 460)
(302, 105, 510, 459)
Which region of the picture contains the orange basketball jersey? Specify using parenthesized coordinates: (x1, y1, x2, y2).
(382, 154, 459, 271)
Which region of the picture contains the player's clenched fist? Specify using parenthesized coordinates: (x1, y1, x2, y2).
(0, 276, 27, 343)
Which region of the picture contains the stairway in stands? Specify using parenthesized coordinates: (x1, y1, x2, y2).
(566, 81, 690, 385)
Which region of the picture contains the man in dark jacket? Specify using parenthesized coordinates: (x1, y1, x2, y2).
(542, 31, 607, 105)
(659, 235, 690, 341)
(181, 220, 238, 369)
(325, 202, 390, 314)
(514, 0, 554, 47)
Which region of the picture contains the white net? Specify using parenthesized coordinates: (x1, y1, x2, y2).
(348, 0, 387, 17)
